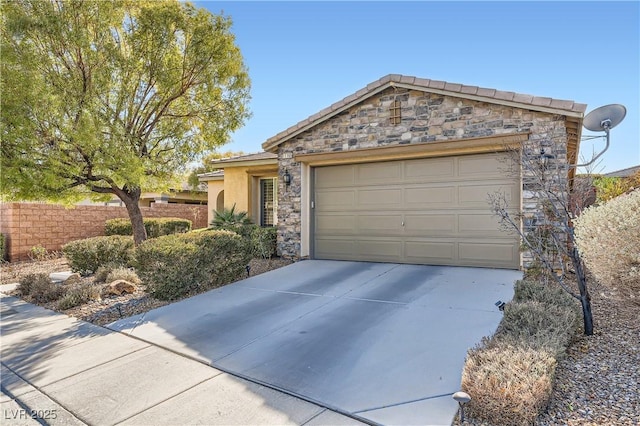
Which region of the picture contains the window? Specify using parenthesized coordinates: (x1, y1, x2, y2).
(390, 99, 402, 125)
(260, 178, 277, 226)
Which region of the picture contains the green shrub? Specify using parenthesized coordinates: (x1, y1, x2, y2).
(57, 283, 101, 310)
(105, 267, 141, 285)
(495, 301, 579, 357)
(105, 217, 192, 238)
(28, 245, 48, 261)
(135, 230, 252, 301)
(250, 226, 277, 259)
(18, 273, 66, 303)
(63, 236, 134, 276)
(513, 279, 580, 313)
(462, 344, 556, 426)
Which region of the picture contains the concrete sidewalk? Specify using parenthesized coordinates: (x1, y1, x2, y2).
(0, 291, 364, 426)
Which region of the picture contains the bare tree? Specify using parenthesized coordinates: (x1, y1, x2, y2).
(489, 130, 595, 335)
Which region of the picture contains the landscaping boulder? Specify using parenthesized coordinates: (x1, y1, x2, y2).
(105, 280, 137, 296)
(63, 273, 81, 285)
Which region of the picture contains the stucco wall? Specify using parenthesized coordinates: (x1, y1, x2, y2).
(0, 202, 208, 261)
(275, 87, 569, 264)
(206, 180, 225, 224)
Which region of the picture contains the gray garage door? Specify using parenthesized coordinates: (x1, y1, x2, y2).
(313, 152, 520, 269)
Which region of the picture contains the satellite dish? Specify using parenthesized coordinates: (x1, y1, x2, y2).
(583, 104, 626, 132)
(576, 103, 627, 168)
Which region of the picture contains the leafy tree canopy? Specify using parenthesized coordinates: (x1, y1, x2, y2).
(1, 0, 250, 243)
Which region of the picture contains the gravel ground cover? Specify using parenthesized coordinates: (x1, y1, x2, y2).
(455, 286, 639, 426)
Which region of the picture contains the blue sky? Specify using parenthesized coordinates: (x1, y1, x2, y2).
(197, 1, 639, 173)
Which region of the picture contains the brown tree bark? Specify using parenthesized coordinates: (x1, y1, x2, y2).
(118, 186, 147, 245)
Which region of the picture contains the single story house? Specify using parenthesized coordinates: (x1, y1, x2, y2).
(201, 74, 586, 270)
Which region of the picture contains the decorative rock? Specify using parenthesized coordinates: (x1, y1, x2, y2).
(105, 280, 136, 296)
(63, 273, 81, 285)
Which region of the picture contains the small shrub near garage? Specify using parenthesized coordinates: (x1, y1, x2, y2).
(18, 273, 66, 303)
(105, 217, 192, 238)
(135, 230, 252, 301)
(250, 226, 277, 259)
(461, 280, 581, 425)
(462, 345, 556, 426)
(105, 267, 141, 285)
(63, 235, 134, 276)
(57, 283, 101, 310)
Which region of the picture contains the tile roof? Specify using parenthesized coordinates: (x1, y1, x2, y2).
(604, 165, 640, 178)
(211, 151, 277, 164)
(263, 74, 588, 151)
(197, 169, 224, 179)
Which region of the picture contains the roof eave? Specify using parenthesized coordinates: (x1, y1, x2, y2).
(262, 79, 586, 152)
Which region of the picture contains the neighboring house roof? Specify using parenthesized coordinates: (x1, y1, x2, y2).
(198, 169, 224, 181)
(604, 165, 640, 178)
(213, 152, 277, 164)
(197, 152, 278, 182)
(262, 74, 588, 151)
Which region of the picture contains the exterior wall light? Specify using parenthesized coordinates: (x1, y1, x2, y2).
(539, 149, 555, 170)
(283, 169, 291, 186)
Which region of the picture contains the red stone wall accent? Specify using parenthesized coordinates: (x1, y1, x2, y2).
(0, 202, 208, 261)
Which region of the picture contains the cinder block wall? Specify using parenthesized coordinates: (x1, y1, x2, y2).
(0, 202, 208, 261)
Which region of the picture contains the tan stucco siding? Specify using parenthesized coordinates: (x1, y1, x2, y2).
(206, 180, 224, 224)
(223, 167, 251, 213)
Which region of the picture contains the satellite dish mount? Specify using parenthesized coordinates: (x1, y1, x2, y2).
(576, 104, 626, 167)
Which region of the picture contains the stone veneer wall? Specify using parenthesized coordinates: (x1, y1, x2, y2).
(275, 87, 570, 266)
(0, 202, 208, 261)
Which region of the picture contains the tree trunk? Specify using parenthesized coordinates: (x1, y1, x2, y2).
(119, 187, 147, 245)
(573, 247, 594, 335)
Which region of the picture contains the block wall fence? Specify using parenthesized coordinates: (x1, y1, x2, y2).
(0, 202, 208, 261)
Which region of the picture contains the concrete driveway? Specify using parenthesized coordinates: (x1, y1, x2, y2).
(108, 260, 521, 425)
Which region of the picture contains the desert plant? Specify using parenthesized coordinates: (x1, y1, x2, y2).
(210, 204, 252, 230)
(18, 273, 66, 303)
(135, 230, 252, 300)
(105, 217, 192, 238)
(63, 236, 134, 276)
(592, 171, 640, 203)
(105, 267, 141, 285)
(574, 189, 640, 304)
(57, 283, 101, 310)
(462, 344, 556, 426)
(494, 301, 580, 357)
(28, 245, 48, 261)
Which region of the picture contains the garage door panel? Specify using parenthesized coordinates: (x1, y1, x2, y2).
(315, 238, 356, 258)
(313, 152, 520, 269)
(458, 183, 518, 205)
(459, 242, 519, 264)
(405, 186, 455, 206)
(315, 166, 355, 189)
(458, 154, 511, 177)
(356, 239, 402, 260)
(316, 190, 356, 210)
(404, 241, 456, 261)
(358, 215, 404, 234)
(315, 214, 357, 234)
(357, 162, 402, 184)
(404, 214, 456, 235)
(405, 158, 454, 180)
(357, 188, 402, 206)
